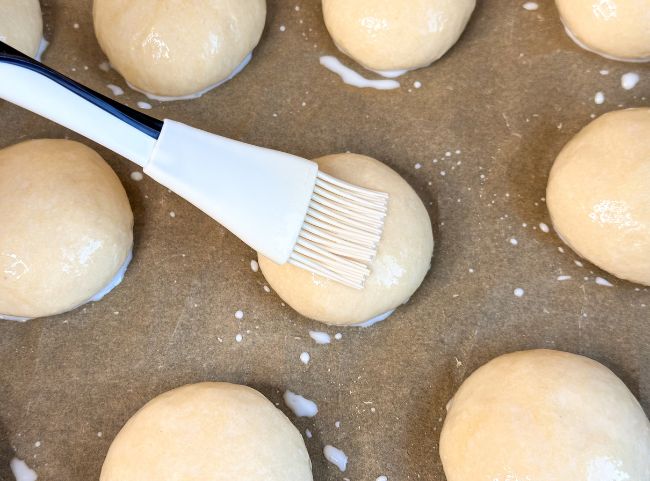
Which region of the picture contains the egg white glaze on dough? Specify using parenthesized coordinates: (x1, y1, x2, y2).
(0, 0, 43, 57)
(93, 0, 266, 98)
(556, 0, 650, 62)
(440, 350, 650, 481)
(0, 140, 134, 320)
(547, 108, 650, 286)
(322, 0, 476, 73)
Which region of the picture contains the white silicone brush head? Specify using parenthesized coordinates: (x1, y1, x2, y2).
(144, 121, 388, 289)
(289, 171, 389, 289)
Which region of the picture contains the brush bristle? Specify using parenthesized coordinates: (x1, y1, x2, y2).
(288, 171, 389, 289)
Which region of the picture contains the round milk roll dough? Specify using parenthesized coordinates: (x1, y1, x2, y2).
(0, 139, 133, 320)
(100, 383, 313, 481)
(547, 108, 650, 285)
(556, 0, 650, 62)
(440, 350, 650, 481)
(258, 154, 434, 326)
(93, 0, 266, 98)
(0, 0, 43, 57)
(322, 0, 476, 73)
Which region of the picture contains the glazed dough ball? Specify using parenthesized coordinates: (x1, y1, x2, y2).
(93, 0, 266, 98)
(0, 0, 43, 57)
(100, 383, 313, 481)
(258, 154, 433, 326)
(322, 0, 476, 73)
(556, 0, 650, 61)
(440, 350, 650, 481)
(0, 140, 133, 319)
(547, 108, 650, 285)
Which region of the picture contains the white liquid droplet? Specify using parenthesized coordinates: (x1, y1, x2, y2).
(539, 222, 550, 233)
(284, 391, 318, 417)
(621, 72, 640, 90)
(522, 2, 539, 10)
(137, 101, 152, 110)
(106, 84, 124, 96)
(514, 288, 525, 297)
(595, 277, 614, 287)
(319, 56, 400, 90)
(10, 458, 37, 481)
(235, 310, 244, 319)
(594, 92, 605, 104)
(324, 445, 348, 472)
(235, 333, 243, 342)
(309, 331, 331, 344)
(250, 260, 259, 272)
(300, 352, 310, 364)
(130, 171, 143, 181)
(557, 275, 572, 281)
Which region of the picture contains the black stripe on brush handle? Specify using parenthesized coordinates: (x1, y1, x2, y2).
(0, 40, 163, 139)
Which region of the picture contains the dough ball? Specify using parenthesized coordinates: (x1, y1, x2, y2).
(93, 0, 266, 98)
(258, 154, 433, 326)
(100, 383, 313, 481)
(322, 0, 476, 73)
(556, 0, 650, 62)
(440, 350, 650, 481)
(0, 140, 133, 319)
(547, 108, 650, 285)
(0, 0, 43, 57)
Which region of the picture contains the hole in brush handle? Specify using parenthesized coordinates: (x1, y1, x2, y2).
(0, 40, 163, 139)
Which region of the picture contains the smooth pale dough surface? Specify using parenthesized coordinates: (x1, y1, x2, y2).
(0, 140, 133, 319)
(93, 0, 266, 97)
(440, 350, 650, 481)
(100, 383, 313, 481)
(258, 154, 434, 326)
(556, 0, 650, 61)
(0, 0, 42, 57)
(547, 108, 650, 286)
(322, 0, 476, 72)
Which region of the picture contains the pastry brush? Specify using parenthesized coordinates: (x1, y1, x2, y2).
(0, 41, 388, 289)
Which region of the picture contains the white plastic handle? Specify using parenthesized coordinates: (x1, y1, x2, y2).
(146, 120, 319, 264)
(0, 62, 155, 166)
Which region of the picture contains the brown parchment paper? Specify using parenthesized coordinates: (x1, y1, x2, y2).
(1, 1, 649, 480)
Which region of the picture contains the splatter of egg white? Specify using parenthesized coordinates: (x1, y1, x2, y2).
(319, 56, 400, 90)
(300, 352, 310, 364)
(324, 445, 348, 472)
(283, 391, 318, 417)
(309, 331, 331, 344)
(621, 72, 640, 90)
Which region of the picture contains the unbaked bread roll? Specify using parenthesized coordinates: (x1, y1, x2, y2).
(547, 108, 650, 286)
(0, 139, 133, 320)
(0, 0, 43, 57)
(322, 0, 476, 74)
(93, 0, 266, 99)
(556, 0, 650, 62)
(440, 350, 650, 481)
(100, 383, 313, 481)
(258, 154, 434, 326)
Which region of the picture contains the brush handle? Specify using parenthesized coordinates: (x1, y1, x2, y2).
(0, 41, 319, 264)
(0, 41, 160, 166)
